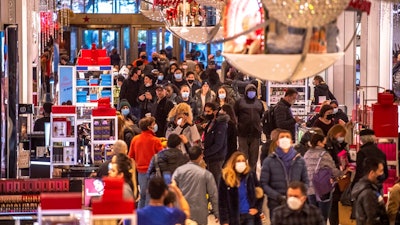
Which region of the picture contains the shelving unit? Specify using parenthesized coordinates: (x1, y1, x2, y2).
(73, 65, 114, 123)
(91, 115, 118, 165)
(50, 106, 77, 178)
(267, 79, 309, 119)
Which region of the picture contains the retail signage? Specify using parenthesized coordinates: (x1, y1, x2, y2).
(58, 66, 74, 105)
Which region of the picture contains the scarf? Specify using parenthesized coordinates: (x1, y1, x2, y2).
(275, 147, 298, 175)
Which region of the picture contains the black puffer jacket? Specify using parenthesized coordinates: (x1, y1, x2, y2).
(147, 148, 189, 177)
(274, 98, 296, 139)
(234, 84, 264, 137)
(352, 178, 389, 225)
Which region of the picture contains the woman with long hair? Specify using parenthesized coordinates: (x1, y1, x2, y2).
(304, 133, 347, 221)
(215, 86, 236, 108)
(219, 151, 263, 225)
(109, 153, 136, 200)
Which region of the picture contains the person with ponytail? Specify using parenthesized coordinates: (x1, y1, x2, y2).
(219, 151, 264, 225)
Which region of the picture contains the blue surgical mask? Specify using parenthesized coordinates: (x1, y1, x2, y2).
(121, 108, 130, 116)
(218, 93, 226, 99)
(153, 124, 158, 133)
(247, 91, 257, 99)
(181, 92, 190, 99)
(174, 73, 183, 80)
(158, 75, 164, 81)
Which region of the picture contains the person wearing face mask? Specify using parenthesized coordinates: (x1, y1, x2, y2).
(215, 86, 235, 108)
(202, 102, 228, 186)
(303, 133, 349, 221)
(119, 99, 138, 123)
(274, 88, 302, 141)
(324, 124, 349, 225)
(234, 84, 265, 171)
(352, 129, 388, 188)
(143, 52, 161, 75)
(128, 116, 163, 208)
(260, 130, 309, 220)
(185, 72, 201, 98)
(194, 81, 216, 116)
(329, 100, 349, 124)
(219, 152, 264, 225)
(175, 85, 199, 119)
(312, 105, 335, 136)
(138, 74, 157, 118)
(351, 157, 390, 225)
(151, 85, 175, 137)
(172, 68, 188, 90)
(271, 181, 325, 225)
(132, 51, 149, 67)
(120, 67, 142, 120)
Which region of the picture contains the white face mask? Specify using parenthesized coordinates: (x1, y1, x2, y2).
(287, 197, 303, 210)
(333, 108, 338, 114)
(278, 137, 292, 150)
(235, 162, 247, 173)
(337, 137, 345, 143)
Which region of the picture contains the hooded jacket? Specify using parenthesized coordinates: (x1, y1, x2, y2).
(352, 178, 389, 225)
(234, 84, 264, 137)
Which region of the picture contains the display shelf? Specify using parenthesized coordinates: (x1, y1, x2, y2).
(50, 106, 78, 178)
(37, 207, 86, 225)
(91, 115, 118, 165)
(92, 214, 136, 225)
(267, 79, 309, 119)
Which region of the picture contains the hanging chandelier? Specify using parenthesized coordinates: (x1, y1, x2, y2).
(221, 0, 356, 82)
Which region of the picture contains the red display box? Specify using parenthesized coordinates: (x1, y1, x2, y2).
(52, 106, 76, 114)
(372, 103, 398, 137)
(40, 193, 82, 210)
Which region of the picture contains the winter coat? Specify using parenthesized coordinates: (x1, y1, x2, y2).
(274, 98, 297, 139)
(219, 171, 263, 225)
(203, 114, 229, 162)
(303, 146, 343, 195)
(314, 83, 336, 105)
(194, 89, 216, 115)
(147, 147, 189, 178)
(260, 150, 309, 211)
(151, 97, 175, 137)
(138, 83, 157, 118)
(352, 178, 389, 225)
(119, 78, 141, 107)
(224, 120, 238, 163)
(353, 142, 389, 186)
(333, 108, 349, 123)
(234, 84, 264, 138)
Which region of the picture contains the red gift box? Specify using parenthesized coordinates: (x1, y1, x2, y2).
(52, 106, 76, 114)
(40, 192, 82, 210)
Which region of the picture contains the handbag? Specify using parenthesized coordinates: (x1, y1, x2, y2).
(337, 174, 351, 192)
(340, 184, 353, 206)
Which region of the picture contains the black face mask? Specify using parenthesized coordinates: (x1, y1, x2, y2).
(152, 57, 158, 62)
(326, 114, 334, 120)
(187, 80, 194, 84)
(204, 114, 214, 121)
(141, 55, 147, 60)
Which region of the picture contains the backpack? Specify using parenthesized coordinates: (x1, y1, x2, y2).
(262, 105, 277, 138)
(312, 151, 335, 200)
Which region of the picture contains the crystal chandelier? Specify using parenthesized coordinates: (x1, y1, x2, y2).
(221, 0, 353, 82)
(264, 0, 351, 28)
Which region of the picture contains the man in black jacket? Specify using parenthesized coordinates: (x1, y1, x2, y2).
(234, 84, 264, 171)
(352, 157, 389, 225)
(119, 67, 142, 120)
(151, 84, 174, 137)
(274, 88, 302, 141)
(352, 129, 388, 187)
